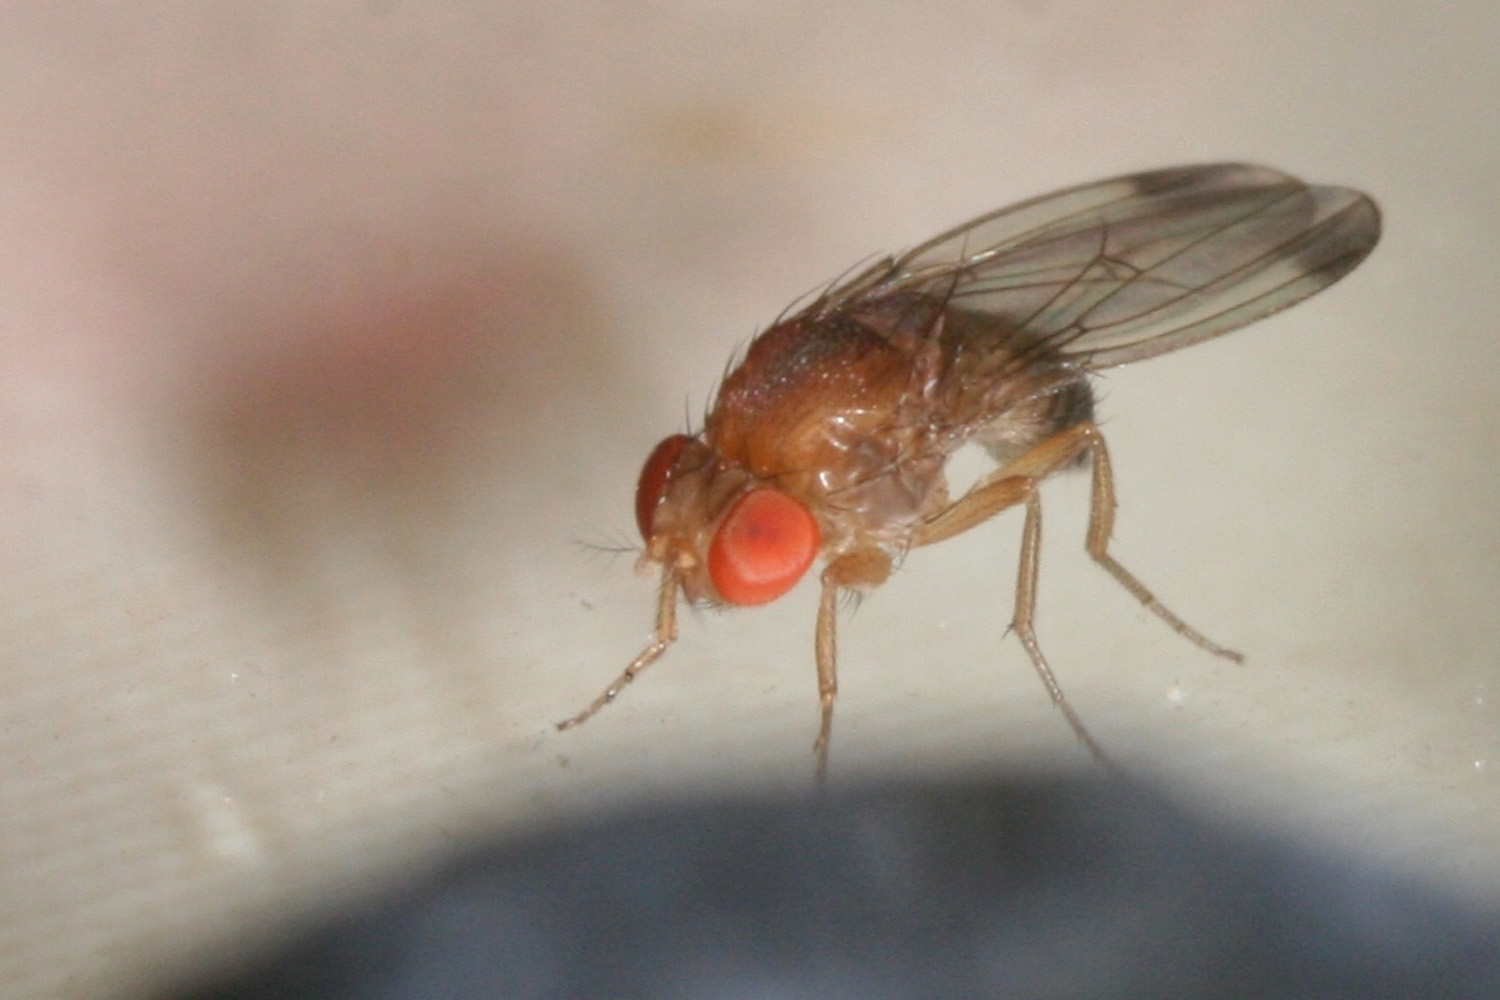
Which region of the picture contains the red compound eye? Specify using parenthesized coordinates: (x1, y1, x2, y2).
(708, 488, 819, 606)
(635, 435, 694, 541)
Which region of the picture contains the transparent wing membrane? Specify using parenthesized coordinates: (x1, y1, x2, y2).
(834, 164, 1380, 368)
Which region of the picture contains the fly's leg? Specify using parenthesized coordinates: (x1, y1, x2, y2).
(814, 549, 893, 783)
(557, 569, 680, 730)
(1081, 427, 1243, 662)
(813, 575, 838, 784)
(910, 420, 1239, 766)
(913, 466, 1113, 766)
(1011, 487, 1115, 767)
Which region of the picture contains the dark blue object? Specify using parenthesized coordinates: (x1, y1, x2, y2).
(176, 776, 1500, 999)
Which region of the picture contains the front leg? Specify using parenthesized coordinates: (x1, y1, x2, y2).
(557, 568, 680, 731)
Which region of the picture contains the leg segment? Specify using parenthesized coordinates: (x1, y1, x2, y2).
(557, 568, 680, 730)
(812, 548, 893, 783)
(813, 573, 839, 783)
(1081, 430, 1243, 662)
(909, 420, 1240, 765)
(1010, 487, 1115, 767)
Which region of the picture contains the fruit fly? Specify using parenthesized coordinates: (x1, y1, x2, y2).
(559, 163, 1381, 779)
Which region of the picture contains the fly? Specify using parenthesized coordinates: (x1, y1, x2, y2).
(558, 163, 1381, 780)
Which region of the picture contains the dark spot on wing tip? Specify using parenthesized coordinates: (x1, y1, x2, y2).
(1299, 194, 1383, 279)
(1127, 163, 1288, 198)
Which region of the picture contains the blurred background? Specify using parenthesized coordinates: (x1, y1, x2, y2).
(1, 3, 1497, 997)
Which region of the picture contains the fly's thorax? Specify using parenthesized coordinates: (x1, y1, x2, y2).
(806, 441, 949, 555)
(700, 300, 953, 559)
(706, 313, 915, 485)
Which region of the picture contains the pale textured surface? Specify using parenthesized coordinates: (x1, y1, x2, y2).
(1, 3, 1498, 998)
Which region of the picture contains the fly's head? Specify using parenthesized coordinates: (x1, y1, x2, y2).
(634, 434, 821, 608)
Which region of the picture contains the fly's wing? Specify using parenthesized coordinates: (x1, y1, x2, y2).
(832, 164, 1380, 369)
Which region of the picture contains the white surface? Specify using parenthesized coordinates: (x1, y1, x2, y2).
(2, 3, 1498, 997)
